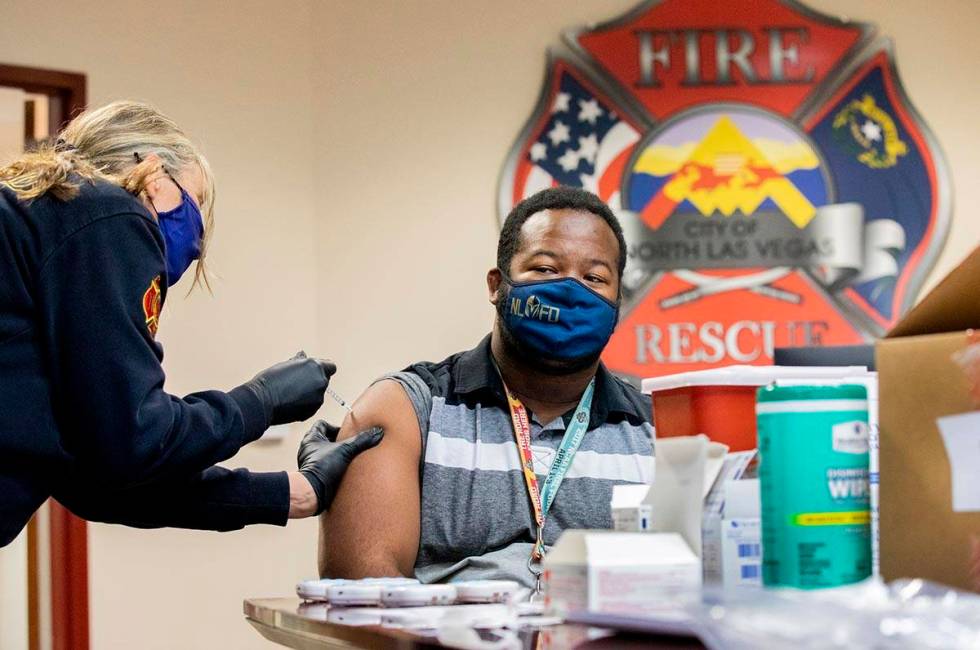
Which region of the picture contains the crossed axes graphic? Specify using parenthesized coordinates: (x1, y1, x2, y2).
(660, 268, 802, 309)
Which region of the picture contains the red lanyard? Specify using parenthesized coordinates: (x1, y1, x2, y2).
(505, 387, 546, 551)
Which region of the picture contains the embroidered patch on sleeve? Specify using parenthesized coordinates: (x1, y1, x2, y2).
(142, 275, 162, 337)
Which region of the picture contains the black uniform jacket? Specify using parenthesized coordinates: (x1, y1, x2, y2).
(0, 178, 288, 546)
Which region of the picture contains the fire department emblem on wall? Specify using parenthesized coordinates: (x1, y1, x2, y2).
(498, 0, 950, 379)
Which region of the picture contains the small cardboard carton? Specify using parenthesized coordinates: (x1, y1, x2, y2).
(542, 530, 701, 618)
(701, 451, 757, 584)
(610, 484, 653, 532)
(877, 245, 980, 591)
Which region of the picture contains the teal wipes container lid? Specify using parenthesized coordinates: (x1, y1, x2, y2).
(756, 383, 868, 403)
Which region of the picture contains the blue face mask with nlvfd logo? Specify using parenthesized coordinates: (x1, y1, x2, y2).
(155, 186, 203, 287)
(501, 276, 619, 361)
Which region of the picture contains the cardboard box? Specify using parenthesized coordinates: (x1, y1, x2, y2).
(877, 246, 980, 591)
(542, 530, 700, 618)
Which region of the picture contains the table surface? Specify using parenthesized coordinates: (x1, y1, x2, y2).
(244, 598, 706, 650)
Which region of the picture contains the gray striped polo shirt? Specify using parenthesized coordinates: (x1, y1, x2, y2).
(383, 335, 654, 588)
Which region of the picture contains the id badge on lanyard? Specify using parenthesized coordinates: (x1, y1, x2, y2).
(503, 378, 595, 594)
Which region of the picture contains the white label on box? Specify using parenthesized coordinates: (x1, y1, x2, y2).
(701, 515, 722, 583)
(543, 566, 587, 615)
(937, 411, 980, 512)
(612, 505, 652, 532)
(721, 519, 762, 587)
(588, 565, 700, 618)
(832, 421, 870, 454)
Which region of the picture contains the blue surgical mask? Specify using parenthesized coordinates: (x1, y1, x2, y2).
(155, 186, 203, 286)
(499, 276, 619, 362)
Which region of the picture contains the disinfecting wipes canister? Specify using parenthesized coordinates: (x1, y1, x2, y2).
(756, 384, 872, 589)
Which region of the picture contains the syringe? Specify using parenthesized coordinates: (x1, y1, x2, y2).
(325, 386, 353, 414)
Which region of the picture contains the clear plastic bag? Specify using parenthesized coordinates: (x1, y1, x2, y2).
(688, 578, 980, 649)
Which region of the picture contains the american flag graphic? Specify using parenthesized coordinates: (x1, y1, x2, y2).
(517, 70, 640, 206)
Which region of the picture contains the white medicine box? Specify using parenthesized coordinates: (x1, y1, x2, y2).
(542, 530, 701, 618)
(720, 478, 762, 587)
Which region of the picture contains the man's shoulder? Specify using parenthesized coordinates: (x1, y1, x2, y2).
(597, 364, 653, 426)
(399, 347, 472, 399)
(621, 379, 653, 423)
(612, 374, 650, 404)
(373, 340, 491, 443)
(395, 334, 496, 405)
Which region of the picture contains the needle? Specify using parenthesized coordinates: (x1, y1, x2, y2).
(325, 387, 353, 414)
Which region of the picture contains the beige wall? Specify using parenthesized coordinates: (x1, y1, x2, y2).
(1, 0, 978, 648)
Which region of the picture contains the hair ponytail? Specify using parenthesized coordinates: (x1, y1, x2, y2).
(0, 145, 108, 202)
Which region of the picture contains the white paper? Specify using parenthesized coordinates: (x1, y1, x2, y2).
(724, 479, 761, 519)
(702, 441, 730, 498)
(649, 436, 707, 556)
(937, 411, 980, 512)
(610, 484, 650, 508)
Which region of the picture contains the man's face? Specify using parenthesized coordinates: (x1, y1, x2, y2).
(507, 208, 621, 299)
(490, 208, 622, 373)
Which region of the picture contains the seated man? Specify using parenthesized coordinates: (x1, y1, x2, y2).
(319, 187, 654, 587)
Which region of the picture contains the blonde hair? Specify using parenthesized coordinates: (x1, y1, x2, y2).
(0, 100, 215, 289)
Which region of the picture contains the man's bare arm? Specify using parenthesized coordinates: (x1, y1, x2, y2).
(317, 379, 422, 578)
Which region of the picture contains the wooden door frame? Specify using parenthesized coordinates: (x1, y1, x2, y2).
(1, 62, 88, 650)
(0, 63, 86, 125)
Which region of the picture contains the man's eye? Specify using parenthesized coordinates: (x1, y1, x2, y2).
(586, 275, 608, 284)
(534, 267, 557, 274)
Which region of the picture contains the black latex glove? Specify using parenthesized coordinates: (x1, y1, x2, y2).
(298, 420, 384, 514)
(244, 351, 336, 426)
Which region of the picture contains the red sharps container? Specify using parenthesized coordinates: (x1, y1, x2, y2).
(641, 365, 870, 451)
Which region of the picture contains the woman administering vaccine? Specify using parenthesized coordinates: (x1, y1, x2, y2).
(0, 101, 380, 547)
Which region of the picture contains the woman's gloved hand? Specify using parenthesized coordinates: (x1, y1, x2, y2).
(244, 351, 336, 426)
(296, 420, 384, 515)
